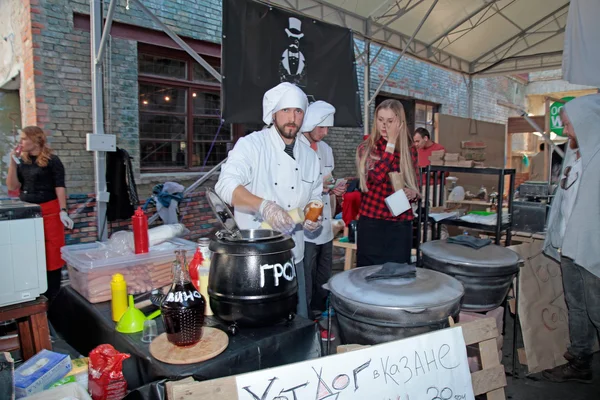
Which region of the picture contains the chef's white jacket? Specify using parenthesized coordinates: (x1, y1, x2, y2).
(298, 134, 335, 245)
(215, 126, 322, 263)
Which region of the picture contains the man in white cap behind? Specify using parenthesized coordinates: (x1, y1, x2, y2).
(299, 101, 345, 321)
(216, 82, 322, 319)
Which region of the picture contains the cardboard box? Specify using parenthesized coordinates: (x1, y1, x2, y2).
(462, 149, 486, 161)
(444, 153, 460, 161)
(461, 141, 487, 149)
(14, 350, 72, 398)
(430, 150, 445, 159)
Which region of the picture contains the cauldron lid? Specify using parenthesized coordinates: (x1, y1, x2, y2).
(206, 188, 243, 240)
(328, 266, 464, 310)
(421, 239, 520, 270)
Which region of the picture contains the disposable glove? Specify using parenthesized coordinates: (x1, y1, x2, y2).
(59, 210, 74, 229)
(303, 216, 323, 232)
(259, 200, 296, 235)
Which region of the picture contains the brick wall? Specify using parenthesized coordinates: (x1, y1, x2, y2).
(65, 190, 219, 246)
(0, 0, 38, 126)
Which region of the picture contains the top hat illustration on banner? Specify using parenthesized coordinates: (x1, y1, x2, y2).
(285, 17, 304, 39)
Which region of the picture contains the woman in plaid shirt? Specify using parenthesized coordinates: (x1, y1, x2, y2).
(355, 99, 420, 267)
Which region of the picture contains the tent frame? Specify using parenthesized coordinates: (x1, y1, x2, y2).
(265, 0, 568, 76)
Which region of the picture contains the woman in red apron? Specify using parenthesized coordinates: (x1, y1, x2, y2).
(6, 126, 73, 303)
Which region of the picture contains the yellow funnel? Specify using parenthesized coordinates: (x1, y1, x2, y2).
(116, 295, 161, 334)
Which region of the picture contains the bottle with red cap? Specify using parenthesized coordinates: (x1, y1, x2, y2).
(132, 207, 149, 254)
(188, 243, 204, 290)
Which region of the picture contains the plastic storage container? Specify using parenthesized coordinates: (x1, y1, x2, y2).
(62, 238, 196, 303)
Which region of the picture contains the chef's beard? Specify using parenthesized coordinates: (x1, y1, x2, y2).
(275, 122, 300, 140)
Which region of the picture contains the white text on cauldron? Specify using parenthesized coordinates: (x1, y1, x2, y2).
(260, 261, 296, 288)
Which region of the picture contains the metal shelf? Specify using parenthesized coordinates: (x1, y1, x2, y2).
(427, 166, 516, 175)
(429, 218, 511, 233)
(421, 166, 516, 246)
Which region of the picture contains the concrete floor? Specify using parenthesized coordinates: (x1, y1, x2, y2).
(330, 248, 600, 400)
(502, 314, 600, 400)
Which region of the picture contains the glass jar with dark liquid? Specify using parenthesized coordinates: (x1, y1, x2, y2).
(160, 249, 206, 346)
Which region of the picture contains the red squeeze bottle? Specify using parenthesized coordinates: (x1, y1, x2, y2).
(188, 244, 204, 291)
(132, 207, 149, 254)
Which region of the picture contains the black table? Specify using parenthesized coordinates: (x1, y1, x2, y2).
(49, 285, 320, 390)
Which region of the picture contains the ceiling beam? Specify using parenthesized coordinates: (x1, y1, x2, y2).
(264, 0, 471, 73)
(474, 51, 563, 76)
(471, 3, 569, 66)
(424, 0, 518, 61)
(427, 1, 494, 46)
(370, 0, 427, 36)
(492, 3, 522, 32)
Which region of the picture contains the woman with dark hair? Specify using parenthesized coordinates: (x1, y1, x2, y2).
(355, 99, 420, 267)
(6, 126, 73, 302)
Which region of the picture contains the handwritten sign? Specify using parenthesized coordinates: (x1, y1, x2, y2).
(259, 260, 296, 288)
(165, 290, 202, 303)
(235, 327, 474, 400)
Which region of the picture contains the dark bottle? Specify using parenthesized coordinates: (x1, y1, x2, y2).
(160, 249, 206, 346)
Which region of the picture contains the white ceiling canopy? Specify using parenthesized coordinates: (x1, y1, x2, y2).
(265, 0, 569, 76)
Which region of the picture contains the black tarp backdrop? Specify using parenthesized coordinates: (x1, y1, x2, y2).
(222, 0, 362, 127)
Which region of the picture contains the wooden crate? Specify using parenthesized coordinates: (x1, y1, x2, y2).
(166, 317, 506, 400)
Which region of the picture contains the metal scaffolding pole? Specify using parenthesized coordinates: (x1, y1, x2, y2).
(90, 0, 108, 241)
(363, 40, 370, 137)
(497, 100, 565, 158)
(95, 0, 117, 64)
(368, 0, 439, 105)
(130, 0, 221, 82)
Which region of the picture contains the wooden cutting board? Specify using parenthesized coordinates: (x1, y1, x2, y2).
(149, 327, 229, 364)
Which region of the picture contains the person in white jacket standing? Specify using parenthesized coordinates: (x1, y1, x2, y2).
(298, 101, 344, 318)
(215, 82, 322, 319)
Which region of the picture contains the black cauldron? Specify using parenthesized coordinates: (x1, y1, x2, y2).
(208, 229, 297, 333)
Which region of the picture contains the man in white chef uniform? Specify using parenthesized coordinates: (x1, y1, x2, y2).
(215, 82, 322, 319)
(298, 101, 344, 317)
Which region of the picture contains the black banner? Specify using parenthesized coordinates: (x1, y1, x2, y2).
(222, 0, 362, 126)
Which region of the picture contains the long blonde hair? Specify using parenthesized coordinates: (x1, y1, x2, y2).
(356, 99, 418, 192)
(20, 126, 53, 168)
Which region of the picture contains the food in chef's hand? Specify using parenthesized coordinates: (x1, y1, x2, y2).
(259, 208, 303, 229)
(259, 200, 296, 234)
(304, 200, 324, 222)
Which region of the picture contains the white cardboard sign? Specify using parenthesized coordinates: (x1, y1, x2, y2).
(235, 327, 474, 400)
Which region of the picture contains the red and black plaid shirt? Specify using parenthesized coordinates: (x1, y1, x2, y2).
(358, 138, 419, 221)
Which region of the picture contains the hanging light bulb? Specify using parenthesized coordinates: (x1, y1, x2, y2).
(164, 96, 170, 102)
(192, 92, 197, 98)
(126, 0, 130, 11)
(142, 100, 148, 105)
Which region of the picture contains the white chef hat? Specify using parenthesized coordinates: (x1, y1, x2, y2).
(262, 82, 308, 125)
(301, 100, 336, 132)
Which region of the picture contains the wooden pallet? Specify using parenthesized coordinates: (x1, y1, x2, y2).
(166, 317, 506, 400)
(453, 317, 507, 399)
